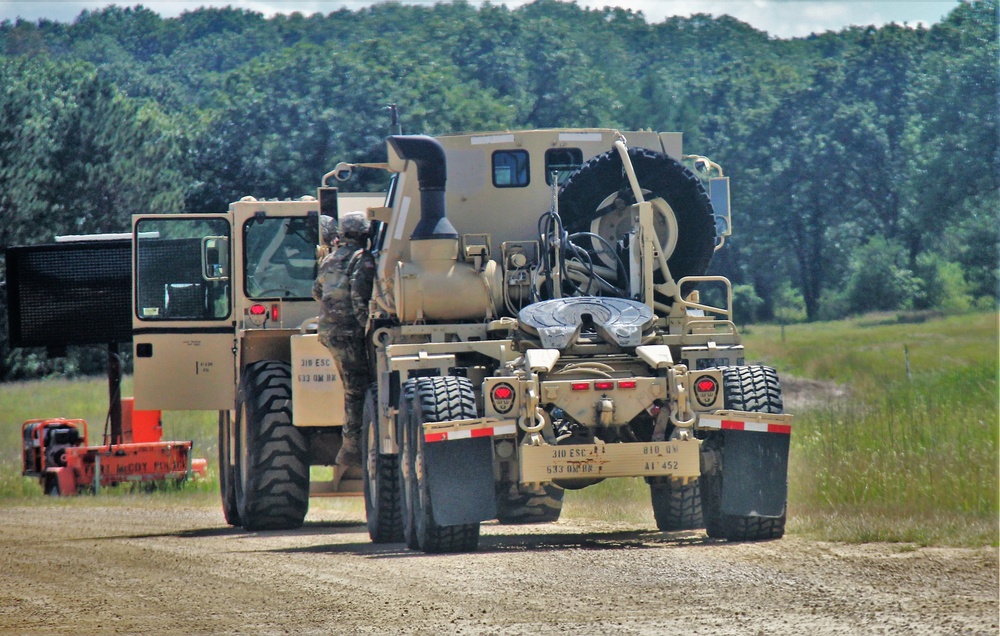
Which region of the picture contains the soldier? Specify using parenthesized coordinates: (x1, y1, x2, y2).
(319, 214, 336, 253)
(312, 211, 375, 467)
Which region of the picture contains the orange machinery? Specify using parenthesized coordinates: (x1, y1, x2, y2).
(22, 399, 207, 496)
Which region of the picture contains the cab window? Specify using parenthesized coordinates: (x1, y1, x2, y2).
(135, 217, 231, 321)
(243, 216, 318, 299)
(492, 150, 530, 188)
(545, 148, 583, 185)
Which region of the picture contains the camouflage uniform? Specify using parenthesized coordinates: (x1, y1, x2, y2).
(319, 214, 337, 248)
(312, 212, 374, 466)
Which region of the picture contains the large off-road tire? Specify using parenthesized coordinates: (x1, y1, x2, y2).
(496, 482, 564, 524)
(702, 365, 786, 541)
(219, 410, 241, 526)
(234, 360, 309, 531)
(558, 146, 716, 288)
(396, 381, 421, 550)
(362, 385, 404, 543)
(404, 376, 481, 553)
(649, 477, 703, 531)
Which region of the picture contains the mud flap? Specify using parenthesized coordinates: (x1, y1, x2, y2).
(425, 437, 496, 526)
(721, 430, 789, 518)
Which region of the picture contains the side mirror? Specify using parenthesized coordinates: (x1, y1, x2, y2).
(709, 177, 732, 246)
(332, 162, 353, 182)
(202, 236, 230, 281)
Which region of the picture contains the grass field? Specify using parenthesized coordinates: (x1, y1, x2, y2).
(750, 311, 998, 546)
(2, 311, 997, 545)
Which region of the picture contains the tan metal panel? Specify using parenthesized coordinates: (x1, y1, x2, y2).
(290, 334, 345, 427)
(520, 440, 700, 482)
(133, 332, 235, 410)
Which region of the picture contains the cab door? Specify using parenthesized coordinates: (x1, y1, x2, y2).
(132, 215, 235, 410)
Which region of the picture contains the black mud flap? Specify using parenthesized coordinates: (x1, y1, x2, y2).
(424, 437, 496, 526)
(721, 430, 789, 518)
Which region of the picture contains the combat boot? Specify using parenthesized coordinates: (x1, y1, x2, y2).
(336, 436, 362, 468)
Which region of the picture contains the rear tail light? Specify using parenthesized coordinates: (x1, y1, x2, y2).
(492, 385, 513, 400)
(693, 375, 720, 407)
(489, 382, 516, 414)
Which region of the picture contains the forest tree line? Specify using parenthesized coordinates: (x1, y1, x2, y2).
(0, 0, 996, 379)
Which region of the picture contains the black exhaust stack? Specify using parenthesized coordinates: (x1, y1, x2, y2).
(387, 135, 458, 240)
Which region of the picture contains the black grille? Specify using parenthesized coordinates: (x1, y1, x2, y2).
(5, 241, 132, 348)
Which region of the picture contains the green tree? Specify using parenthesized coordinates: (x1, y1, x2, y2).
(184, 39, 516, 212)
(846, 236, 917, 314)
(902, 0, 999, 299)
(739, 60, 861, 321)
(0, 56, 185, 380)
(0, 0, 995, 340)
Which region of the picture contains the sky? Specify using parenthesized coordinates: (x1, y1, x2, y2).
(0, 0, 962, 39)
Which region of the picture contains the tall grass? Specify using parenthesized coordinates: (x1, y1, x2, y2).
(747, 311, 998, 546)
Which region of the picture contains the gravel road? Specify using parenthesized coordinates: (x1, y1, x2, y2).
(0, 501, 995, 635)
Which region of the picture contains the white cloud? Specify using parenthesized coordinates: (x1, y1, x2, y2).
(0, 0, 960, 37)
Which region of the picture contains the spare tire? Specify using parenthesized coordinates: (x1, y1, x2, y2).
(558, 146, 716, 288)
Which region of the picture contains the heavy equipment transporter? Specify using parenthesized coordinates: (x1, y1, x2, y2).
(131, 128, 791, 552)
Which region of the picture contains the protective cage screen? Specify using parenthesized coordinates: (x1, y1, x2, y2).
(5, 241, 132, 348)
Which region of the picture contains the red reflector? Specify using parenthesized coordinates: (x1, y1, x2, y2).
(249, 304, 267, 316)
(493, 385, 513, 400)
(618, 380, 637, 389)
(696, 378, 717, 392)
(594, 381, 614, 390)
(571, 382, 590, 391)
(270, 305, 280, 321)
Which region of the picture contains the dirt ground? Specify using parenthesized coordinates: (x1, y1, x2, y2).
(0, 501, 996, 635)
(780, 376, 849, 412)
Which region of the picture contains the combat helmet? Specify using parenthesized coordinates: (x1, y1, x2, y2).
(339, 211, 370, 239)
(319, 215, 337, 246)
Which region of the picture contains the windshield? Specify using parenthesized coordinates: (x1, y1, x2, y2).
(243, 216, 318, 299)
